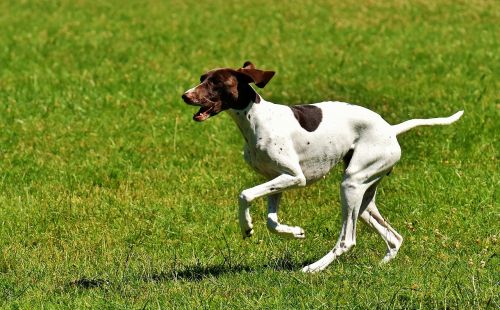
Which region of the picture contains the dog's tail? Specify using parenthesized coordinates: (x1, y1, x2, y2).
(392, 110, 464, 136)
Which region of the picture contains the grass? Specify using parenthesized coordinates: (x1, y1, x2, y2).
(0, 0, 498, 308)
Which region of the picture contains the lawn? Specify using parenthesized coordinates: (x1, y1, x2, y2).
(0, 0, 498, 308)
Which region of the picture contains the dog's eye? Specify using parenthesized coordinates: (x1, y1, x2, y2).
(200, 75, 207, 82)
(208, 77, 220, 84)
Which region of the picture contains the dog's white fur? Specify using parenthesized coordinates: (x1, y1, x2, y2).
(183, 67, 463, 272)
(230, 97, 462, 272)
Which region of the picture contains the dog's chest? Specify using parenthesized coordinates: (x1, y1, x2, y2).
(241, 129, 342, 181)
(232, 101, 351, 182)
(242, 133, 282, 178)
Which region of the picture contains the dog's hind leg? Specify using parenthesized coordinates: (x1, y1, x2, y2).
(360, 202, 403, 264)
(302, 138, 401, 273)
(267, 193, 305, 239)
(302, 176, 383, 272)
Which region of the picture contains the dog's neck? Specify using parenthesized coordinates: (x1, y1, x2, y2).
(227, 94, 267, 142)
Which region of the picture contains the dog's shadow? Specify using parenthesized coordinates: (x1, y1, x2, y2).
(147, 257, 315, 283)
(148, 263, 253, 282)
(69, 258, 317, 289)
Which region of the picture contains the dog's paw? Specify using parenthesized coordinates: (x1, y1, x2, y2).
(301, 263, 322, 273)
(291, 226, 306, 239)
(273, 225, 305, 239)
(242, 228, 254, 239)
(379, 248, 399, 265)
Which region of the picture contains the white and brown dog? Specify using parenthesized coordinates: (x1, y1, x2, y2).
(182, 62, 463, 272)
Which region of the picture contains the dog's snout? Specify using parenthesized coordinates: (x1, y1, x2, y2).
(182, 92, 195, 104)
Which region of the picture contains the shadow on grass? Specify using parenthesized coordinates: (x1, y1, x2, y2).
(146, 257, 315, 283)
(147, 263, 253, 282)
(69, 278, 111, 289)
(68, 257, 316, 288)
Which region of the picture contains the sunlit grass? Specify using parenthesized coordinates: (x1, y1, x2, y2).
(0, 0, 498, 308)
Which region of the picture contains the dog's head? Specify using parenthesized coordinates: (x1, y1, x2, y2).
(182, 62, 275, 122)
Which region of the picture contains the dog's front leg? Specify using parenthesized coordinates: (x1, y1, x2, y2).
(267, 193, 305, 238)
(239, 173, 306, 238)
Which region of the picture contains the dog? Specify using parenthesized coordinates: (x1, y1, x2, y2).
(182, 61, 463, 272)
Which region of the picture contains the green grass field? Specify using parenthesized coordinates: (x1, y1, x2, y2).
(0, 0, 498, 308)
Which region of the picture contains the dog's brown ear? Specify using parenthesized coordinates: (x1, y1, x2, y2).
(237, 64, 275, 88)
(242, 61, 255, 69)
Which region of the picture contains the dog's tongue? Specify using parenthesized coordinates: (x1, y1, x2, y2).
(193, 106, 212, 122)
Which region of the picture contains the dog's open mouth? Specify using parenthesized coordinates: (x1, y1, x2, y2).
(193, 106, 214, 122)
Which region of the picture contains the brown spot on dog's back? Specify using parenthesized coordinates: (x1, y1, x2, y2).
(290, 105, 323, 132)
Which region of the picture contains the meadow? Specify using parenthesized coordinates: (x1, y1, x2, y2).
(0, 0, 498, 308)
